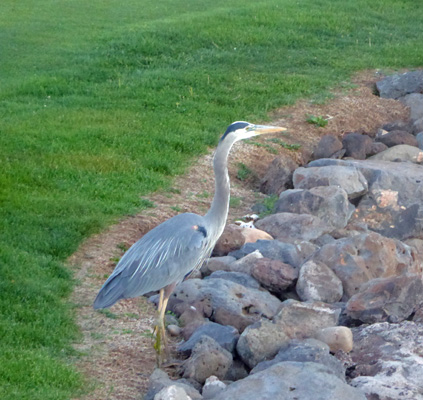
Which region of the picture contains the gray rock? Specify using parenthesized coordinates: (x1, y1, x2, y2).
(154, 385, 192, 400)
(229, 240, 301, 268)
(182, 336, 233, 384)
(367, 141, 388, 156)
(296, 260, 343, 303)
(313, 134, 344, 160)
(225, 251, 263, 275)
(350, 321, 423, 400)
(251, 257, 298, 295)
(273, 299, 340, 339)
(275, 186, 354, 230)
(200, 256, 236, 276)
(205, 270, 260, 289)
(255, 212, 332, 244)
(293, 165, 368, 199)
(376, 70, 423, 99)
(413, 117, 423, 134)
(375, 129, 418, 147)
(236, 318, 291, 368)
(307, 158, 423, 240)
(252, 338, 345, 380)
(223, 359, 249, 381)
(145, 369, 202, 400)
(345, 274, 423, 323)
(178, 321, 239, 357)
(167, 278, 282, 332)
(202, 376, 226, 400)
(417, 132, 423, 149)
(399, 93, 423, 121)
(312, 231, 421, 299)
(260, 155, 297, 195)
(368, 144, 423, 163)
(382, 120, 412, 132)
(210, 361, 366, 400)
(342, 132, 373, 159)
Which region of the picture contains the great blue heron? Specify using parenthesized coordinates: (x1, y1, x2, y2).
(93, 121, 286, 361)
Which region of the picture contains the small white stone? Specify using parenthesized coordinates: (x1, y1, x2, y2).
(314, 326, 354, 353)
(167, 324, 182, 336)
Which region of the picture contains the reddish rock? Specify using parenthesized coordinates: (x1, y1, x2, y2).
(313, 134, 344, 160)
(251, 258, 298, 295)
(375, 130, 418, 147)
(260, 155, 298, 195)
(346, 274, 423, 323)
(213, 224, 245, 256)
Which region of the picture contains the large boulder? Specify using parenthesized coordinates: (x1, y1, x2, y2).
(307, 158, 423, 240)
(167, 278, 282, 332)
(345, 274, 423, 323)
(350, 321, 423, 400)
(255, 212, 332, 244)
(311, 231, 421, 299)
(342, 132, 373, 159)
(296, 260, 343, 303)
(293, 165, 368, 199)
(313, 134, 344, 160)
(368, 144, 423, 163)
(399, 92, 423, 121)
(274, 186, 354, 231)
(260, 155, 298, 195)
(375, 129, 418, 147)
(251, 338, 346, 380)
(181, 336, 233, 384)
(375, 70, 423, 99)
(209, 361, 366, 400)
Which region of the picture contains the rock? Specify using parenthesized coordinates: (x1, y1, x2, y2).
(179, 308, 207, 340)
(368, 144, 423, 163)
(375, 129, 418, 147)
(223, 359, 249, 381)
(168, 278, 282, 332)
(399, 92, 423, 121)
(178, 321, 239, 357)
(255, 212, 332, 244)
(226, 250, 263, 275)
(236, 319, 291, 368)
(274, 186, 354, 231)
(342, 132, 373, 159)
(154, 385, 192, 400)
(350, 321, 423, 400)
(307, 158, 423, 240)
(382, 120, 412, 132)
(251, 258, 298, 295)
(168, 324, 182, 336)
(313, 134, 344, 160)
(412, 117, 423, 134)
(293, 165, 368, 199)
(375, 70, 423, 99)
(145, 369, 202, 400)
(345, 274, 423, 323)
(229, 240, 301, 268)
(182, 336, 233, 384)
(202, 376, 226, 400)
(213, 224, 245, 256)
(314, 326, 354, 353)
(239, 227, 273, 243)
(367, 141, 388, 156)
(260, 155, 297, 195)
(200, 256, 236, 276)
(312, 231, 421, 299)
(205, 271, 261, 289)
(210, 361, 366, 400)
(273, 300, 340, 339)
(296, 260, 343, 303)
(252, 338, 346, 380)
(417, 132, 423, 149)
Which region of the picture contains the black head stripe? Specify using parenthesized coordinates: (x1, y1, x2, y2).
(197, 225, 207, 238)
(220, 121, 250, 142)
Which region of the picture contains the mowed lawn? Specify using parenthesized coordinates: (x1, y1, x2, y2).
(1, 0, 422, 398)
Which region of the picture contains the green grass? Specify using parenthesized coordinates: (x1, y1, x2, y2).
(1, 0, 423, 398)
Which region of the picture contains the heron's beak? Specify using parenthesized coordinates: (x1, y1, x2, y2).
(251, 124, 287, 135)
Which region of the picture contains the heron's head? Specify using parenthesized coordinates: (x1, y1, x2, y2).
(220, 121, 287, 143)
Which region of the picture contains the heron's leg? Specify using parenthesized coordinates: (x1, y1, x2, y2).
(153, 288, 165, 364)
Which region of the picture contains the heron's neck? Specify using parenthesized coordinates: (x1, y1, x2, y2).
(204, 138, 235, 239)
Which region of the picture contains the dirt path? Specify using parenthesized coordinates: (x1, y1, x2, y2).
(68, 70, 408, 400)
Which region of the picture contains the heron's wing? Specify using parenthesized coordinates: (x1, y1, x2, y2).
(93, 213, 211, 308)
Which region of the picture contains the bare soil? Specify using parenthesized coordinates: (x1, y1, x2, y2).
(69, 70, 409, 400)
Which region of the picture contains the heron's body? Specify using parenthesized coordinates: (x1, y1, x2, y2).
(93, 121, 286, 362)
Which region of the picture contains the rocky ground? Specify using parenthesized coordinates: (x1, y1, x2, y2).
(69, 69, 423, 400)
